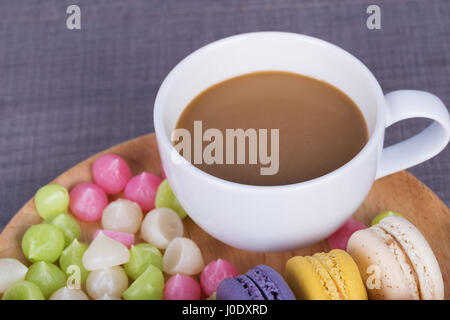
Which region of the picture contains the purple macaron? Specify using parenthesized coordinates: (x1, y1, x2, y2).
(216, 265, 295, 300)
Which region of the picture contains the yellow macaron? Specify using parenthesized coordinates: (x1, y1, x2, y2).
(285, 249, 367, 300)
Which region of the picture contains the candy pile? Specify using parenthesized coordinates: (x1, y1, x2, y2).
(0, 154, 238, 300)
(0, 152, 444, 300)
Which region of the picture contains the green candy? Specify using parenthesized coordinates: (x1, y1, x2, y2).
(124, 244, 163, 280)
(22, 224, 65, 263)
(45, 213, 81, 247)
(34, 184, 70, 219)
(122, 265, 164, 300)
(207, 292, 217, 300)
(25, 261, 67, 299)
(2, 280, 44, 300)
(371, 211, 403, 226)
(155, 180, 187, 219)
(59, 239, 89, 283)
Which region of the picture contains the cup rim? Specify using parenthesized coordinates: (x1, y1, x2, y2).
(154, 31, 385, 190)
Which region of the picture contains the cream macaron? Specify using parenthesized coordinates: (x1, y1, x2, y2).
(347, 216, 444, 300)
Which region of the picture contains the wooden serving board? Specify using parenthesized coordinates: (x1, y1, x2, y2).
(0, 134, 448, 299)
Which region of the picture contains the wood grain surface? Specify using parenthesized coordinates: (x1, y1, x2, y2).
(0, 134, 448, 299)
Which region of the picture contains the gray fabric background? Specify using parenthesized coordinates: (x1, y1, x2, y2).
(0, 0, 449, 230)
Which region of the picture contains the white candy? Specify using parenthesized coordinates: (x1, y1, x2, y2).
(0, 258, 28, 293)
(49, 286, 89, 300)
(86, 266, 128, 299)
(163, 237, 204, 275)
(82, 232, 130, 271)
(141, 208, 184, 249)
(102, 199, 143, 234)
(96, 294, 121, 300)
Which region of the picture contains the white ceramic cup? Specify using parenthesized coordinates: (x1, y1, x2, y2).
(154, 32, 450, 252)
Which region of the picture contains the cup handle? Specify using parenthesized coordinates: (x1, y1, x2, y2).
(376, 90, 450, 179)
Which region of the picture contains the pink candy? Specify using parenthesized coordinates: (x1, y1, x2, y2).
(93, 229, 135, 248)
(70, 183, 108, 222)
(200, 259, 239, 296)
(92, 154, 132, 194)
(164, 274, 201, 300)
(124, 172, 162, 212)
(161, 165, 166, 179)
(327, 218, 367, 250)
